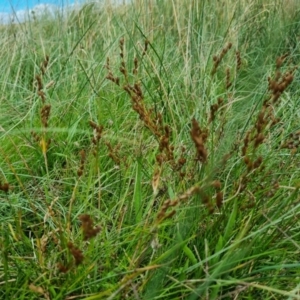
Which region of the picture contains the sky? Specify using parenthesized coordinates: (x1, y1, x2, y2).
(0, 0, 128, 23)
(0, 0, 76, 12)
(0, 0, 86, 23)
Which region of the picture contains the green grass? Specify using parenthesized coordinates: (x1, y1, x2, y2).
(0, 0, 300, 299)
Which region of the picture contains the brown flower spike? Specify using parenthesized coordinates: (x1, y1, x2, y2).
(190, 118, 208, 163)
(79, 214, 101, 241)
(67, 242, 84, 266)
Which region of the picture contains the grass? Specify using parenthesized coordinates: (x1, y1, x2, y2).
(0, 0, 300, 299)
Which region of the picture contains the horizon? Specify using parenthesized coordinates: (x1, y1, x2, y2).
(0, 0, 129, 23)
(0, 0, 86, 23)
(0, 0, 78, 12)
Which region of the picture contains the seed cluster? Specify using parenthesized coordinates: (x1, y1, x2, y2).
(190, 118, 208, 163)
(58, 215, 100, 273)
(211, 42, 232, 75)
(31, 56, 52, 155)
(79, 214, 101, 241)
(0, 182, 9, 193)
(77, 150, 86, 178)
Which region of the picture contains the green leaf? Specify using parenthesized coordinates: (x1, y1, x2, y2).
(133, 159, 142, 223)
(223, 199, 238, 244)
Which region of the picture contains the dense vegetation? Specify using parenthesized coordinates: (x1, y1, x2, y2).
(0, 0, 300, 299)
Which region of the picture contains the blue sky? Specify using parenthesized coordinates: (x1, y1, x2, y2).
(0, 0, 76, 13)
(0, 0, 84, 23)
(0, 0, 127, 23)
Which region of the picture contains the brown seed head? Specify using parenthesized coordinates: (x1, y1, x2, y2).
(79, 214, 101, 241)
(67, 242, 84, 266)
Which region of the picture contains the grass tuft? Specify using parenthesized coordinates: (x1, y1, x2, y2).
(0, 0, 300, 299)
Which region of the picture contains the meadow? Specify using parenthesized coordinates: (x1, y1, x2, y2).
(0, 0, 300, 299)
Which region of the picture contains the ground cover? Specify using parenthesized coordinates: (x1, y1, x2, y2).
(0, 0, 300, 299)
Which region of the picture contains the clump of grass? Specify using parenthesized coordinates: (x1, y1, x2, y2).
(0, 0, 300, 299)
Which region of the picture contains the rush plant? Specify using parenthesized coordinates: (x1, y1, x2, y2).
(0, 0, 300, 299)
